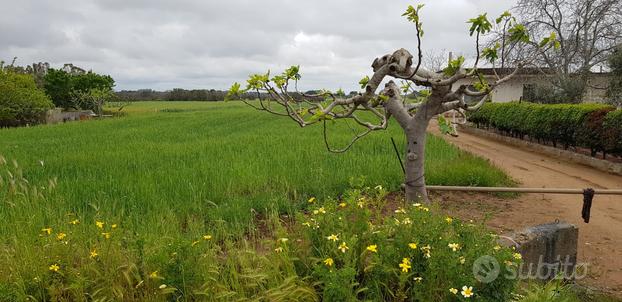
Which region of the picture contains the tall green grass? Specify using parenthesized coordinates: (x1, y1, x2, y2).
(0, 102, 509, 231)
(0, 101, 511, 234)
(0, 101, 515, 300)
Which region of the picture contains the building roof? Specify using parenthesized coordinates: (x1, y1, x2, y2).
(475, 67, 611, 77)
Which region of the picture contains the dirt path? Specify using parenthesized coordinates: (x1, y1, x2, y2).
(429, 123, 622, 294)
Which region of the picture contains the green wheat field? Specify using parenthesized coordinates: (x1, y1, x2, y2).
(0, 101, 512, 300)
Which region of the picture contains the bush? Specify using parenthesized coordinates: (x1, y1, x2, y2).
(604, 110, 622, 157)
(468, 102, 618, 154)
(295, 184, 520, 301)
(576, 108, 616, 157)
(0, 70, 53, 127)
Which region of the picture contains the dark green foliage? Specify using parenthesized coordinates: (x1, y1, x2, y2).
(166, 88, 221, 101)
(576, 108, 616, 157)
(43, 69, 73, 109)
(468, 102, 621, 157)
(72, 72, 114, 94)
(0, 70, 54, 127)
(604, 110, 622, 156)
(43, 69, 115, 109)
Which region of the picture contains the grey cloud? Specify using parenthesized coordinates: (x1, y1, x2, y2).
(0, 0, 516, 91)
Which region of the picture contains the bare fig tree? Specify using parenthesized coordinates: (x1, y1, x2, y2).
(227, 5, 551, 202)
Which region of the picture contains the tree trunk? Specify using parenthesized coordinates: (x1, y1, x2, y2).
(404, 113, 430, 202)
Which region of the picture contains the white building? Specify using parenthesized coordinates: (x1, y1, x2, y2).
(453, 68, 611, 103)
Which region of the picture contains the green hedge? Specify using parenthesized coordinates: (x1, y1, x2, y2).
(0, 71, 54, 127)
(468, 102, 622, 157)
(604, 110, 622, 156)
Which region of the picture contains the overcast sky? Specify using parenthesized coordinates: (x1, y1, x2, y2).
(1, 0, 516, 91)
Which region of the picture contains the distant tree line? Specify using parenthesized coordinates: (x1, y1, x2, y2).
(115, 89, 346, 102)
(116, 89, 228, 101)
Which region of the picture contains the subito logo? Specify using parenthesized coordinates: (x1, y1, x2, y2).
(472, 255, 500, 283)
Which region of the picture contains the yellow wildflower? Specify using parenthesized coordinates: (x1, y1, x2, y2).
(445, 217, 453, 223)
(399, 258, 411, 273)
(413, 203, 422, 207)
(408, 243, 418, 250)
(375, 185, 384, 190)
(56, 233, 67, 240)
(461, 286, 474, 298)
(339, 202, 347, 208)
(357, 201, 365, 208)
(448, 243, 461, 252)
(90, 249, 98, 258)
(69, 219, 80, 225)
(395, 208, 406, 214)
(366, 245, 378, 253)
(191, 240, 200, 247)
(308, 197, 316, 203)
(96, 221, 104, 229)
(414, 277, 423, 282)
(111, 224, 117, 229)
(274, 247, 284, 253)
(159, 284, 167, 289)
(278, 238, 288, 243)
(203, 235, 212, 240)
(402, 218, 412, 225)
(326, 234, 339, 242)
(459, 256, 466, 264)
(513, 253, 522, 260)
(318, 207, 326, 214)
(449, 288, 458, 294)
(421, 245, 431, 258)
(504, 260, 515, 267)
(302, 222, 312, 227)
(149, 271, 159, 278)
(101, 232, 111, 239)
(323, 258, 334, 267)
(41, 228, 52, 235)
(338, 242, 349, 253)
(48, 264, 60, 272)
(421, 207, 430, 212)
(493, 245, 501, 251)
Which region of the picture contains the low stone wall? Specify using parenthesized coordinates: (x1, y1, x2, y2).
(459, 125, 622, 176)
(512, 222, 579, 280)
(474, 222, 580, 283)
(46, 109, 96, 124)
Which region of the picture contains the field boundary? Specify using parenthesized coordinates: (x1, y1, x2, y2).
(458, 125, 622, 176)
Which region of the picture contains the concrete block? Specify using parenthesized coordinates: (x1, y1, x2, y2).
(512, 222, 579, 281)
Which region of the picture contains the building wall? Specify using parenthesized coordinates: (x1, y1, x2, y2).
(454, 75, 550, 103)
(454, 74, 611, 103)
(584, 75, 610, 103)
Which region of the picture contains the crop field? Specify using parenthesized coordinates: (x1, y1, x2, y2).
(0, 102, 511, 232)
(0, 101, 514, 300)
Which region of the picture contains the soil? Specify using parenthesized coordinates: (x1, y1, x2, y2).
(428, 122, 622, 296)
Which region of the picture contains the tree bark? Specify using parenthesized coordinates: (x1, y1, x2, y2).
(382, 81, 431, 203)
(404, 112, 430, 202)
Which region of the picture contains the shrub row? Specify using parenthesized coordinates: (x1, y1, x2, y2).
(468, 102, 622, 158)
(604, 110, 622, 156)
